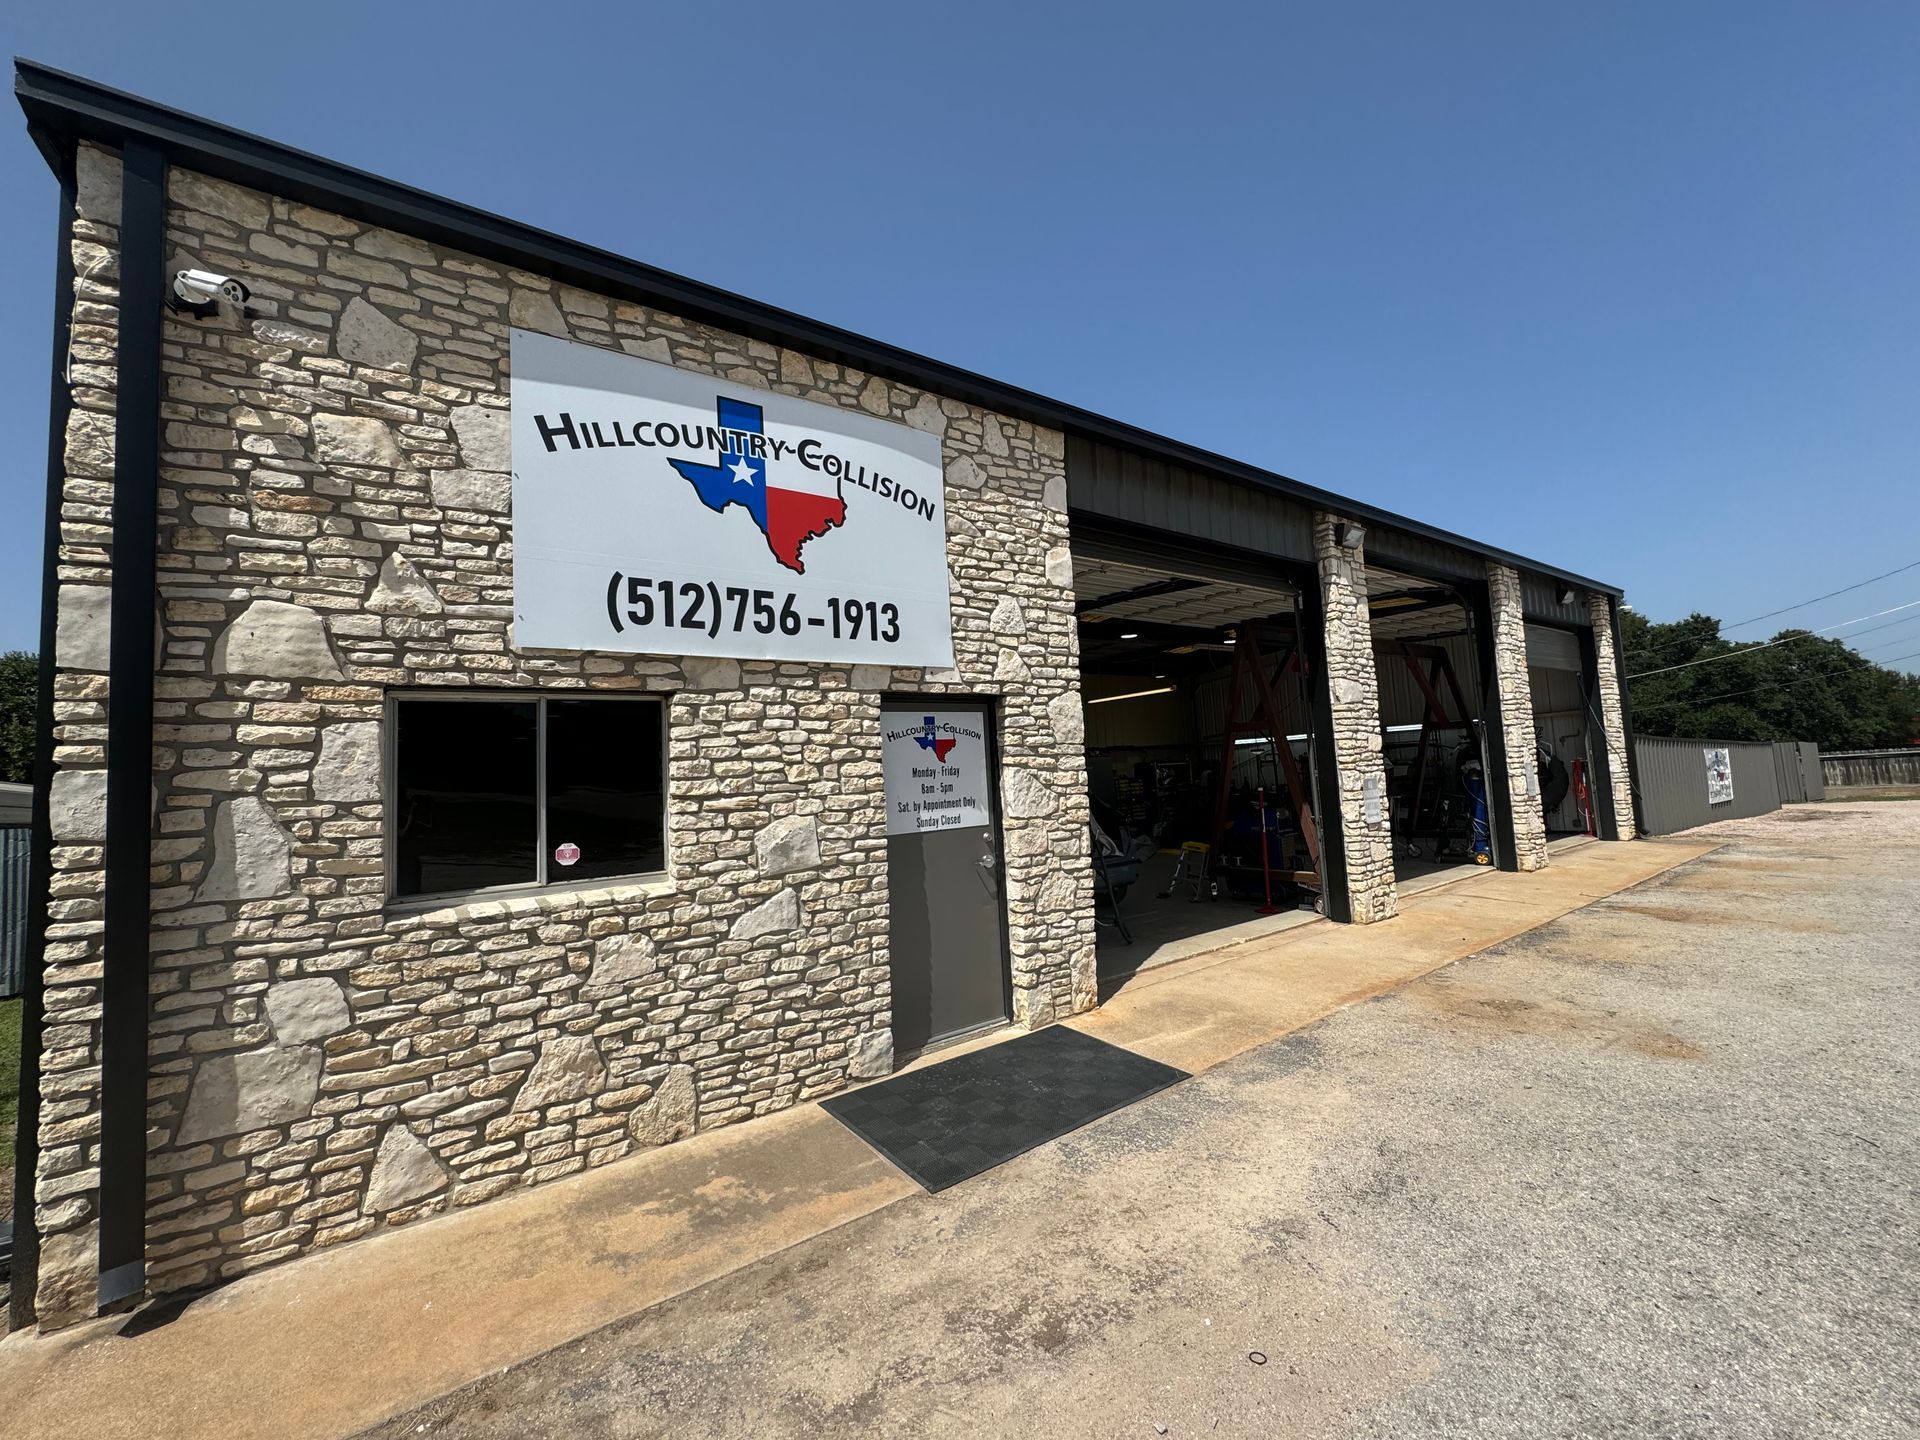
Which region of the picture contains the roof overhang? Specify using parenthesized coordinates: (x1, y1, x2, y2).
(14, 57, 1623, 599)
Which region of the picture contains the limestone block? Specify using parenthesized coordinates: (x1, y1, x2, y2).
(847, 1029, 893, 1080)
(588, 931, 659, 990)
(365, 1123, 450, 1212)
(265, 976, 352, 1044)
(510, 288, 569, 335)
(450, 405, 512, 471)
(514, 1034, 607, 1110)
(980, 416, 1010, 457)
(904, 393, 946, 435)
(213, 599, 345, 680)
(1043, 476, 1069, 512)
(682, 656, 741, 690)
(338, 296, 418, 371)
(754, 815, 821, 877)
(850, 664, 890, 690)
(170, 170, 270, 228)
(177, 1044, 322, 1142)
(33, 1222, 100, 1329)
(989, 596, 1027, 636)
(1045, 546, 1074, 587)
(369, 553, 443, 615)
(946, 454, 984, 491)
(994, 648, 1032, 684)
(1047, 691, 1085, 746)
(858, 375, 890, 415)
(429, 469, 510, 515)
(56, 585, 112, 671)
(622, 335, 674, 364)
(313, 722, 381, 803)
(1000, 769, 1058, 820)
(49, 769, 108, 844)
(731, 888, 800, 941)
(75, 144, 121, 224)
(196, 796, 293, 902)
(312, 413, 404, 469)
(629, 1065, 697, 1146)
(1012, 985, 1055, 1029)
(65, 408, 114, 479)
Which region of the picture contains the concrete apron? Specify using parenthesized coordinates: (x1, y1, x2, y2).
(0, 835, 1715, 1440)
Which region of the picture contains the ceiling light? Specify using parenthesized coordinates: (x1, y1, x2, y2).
(1087, 686, 1175, 706)
(1120, 631, 1139, 640)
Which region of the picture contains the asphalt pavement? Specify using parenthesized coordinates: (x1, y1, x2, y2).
(369, 803, 1919, 1439)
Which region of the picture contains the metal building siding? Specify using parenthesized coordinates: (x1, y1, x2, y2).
(1520, 575, 1592, 628)
(1633, 737, 1783, 834)
(1, 826, 28, 999)
(1363, 528, 1484, 584)
(1066, 436, 1315, 564)
(1374, 634, 1482, 729)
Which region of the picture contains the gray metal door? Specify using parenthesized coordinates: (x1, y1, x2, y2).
(881, 702, 1009, 1055)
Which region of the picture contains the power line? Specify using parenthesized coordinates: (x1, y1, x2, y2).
(1688, 649, 1920, 707)
(1627, 597, 1920, 680)
(1721, 557, 1920, 632)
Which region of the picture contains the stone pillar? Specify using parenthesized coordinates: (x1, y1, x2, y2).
(1587, 592, 1637, 838)
(1486, 565, 1549, 871)
(1314, 515, 1397, 923)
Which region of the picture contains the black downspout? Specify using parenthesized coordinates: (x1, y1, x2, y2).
(1463, 579, 1520, 871)
(1295, 574, 1351, 923)
(97, 137, 166, 1309)
(1608, 597, 1645, 837)
(9, 131, 79, 1334)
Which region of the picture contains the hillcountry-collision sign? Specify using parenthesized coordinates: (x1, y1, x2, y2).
(510, 329, 954, 666)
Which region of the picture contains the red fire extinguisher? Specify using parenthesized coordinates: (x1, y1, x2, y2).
(1571, 760, 1594, 837)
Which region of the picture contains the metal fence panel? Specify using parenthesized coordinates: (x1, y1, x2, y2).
(1798, 742, 1825, 801)
(1, 825, 29, 999)
(1633, 737, 1785, 835)
(1820, 749, 1920, 788)
(1772, 742, 1808, 804)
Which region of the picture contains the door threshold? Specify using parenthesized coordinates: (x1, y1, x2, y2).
(895, 1015, 1015, 1067)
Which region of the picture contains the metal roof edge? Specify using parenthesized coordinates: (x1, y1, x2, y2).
(14, 57, 1624, 598)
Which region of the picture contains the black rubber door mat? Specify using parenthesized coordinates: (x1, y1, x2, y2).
(820, 1024, 1188, 1192)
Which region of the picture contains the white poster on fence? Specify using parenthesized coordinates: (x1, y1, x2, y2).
(510, 329, 954, 666)
(881, 710, 990, 836)
(1704, 746, 1734, 805)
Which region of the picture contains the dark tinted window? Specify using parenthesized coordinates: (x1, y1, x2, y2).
(544, 700, 665, 882)
(395, 699, 537, 895)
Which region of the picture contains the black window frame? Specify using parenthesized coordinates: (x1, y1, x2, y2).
(384, 690, 669, 904)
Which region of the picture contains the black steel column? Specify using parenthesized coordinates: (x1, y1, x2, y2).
(98, 137, 167, 1308)
(9, 134, 79, 1333)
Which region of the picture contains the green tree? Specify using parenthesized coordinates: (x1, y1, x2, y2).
(0, 651, 36, 784)
(1621, 612, 1920, 749)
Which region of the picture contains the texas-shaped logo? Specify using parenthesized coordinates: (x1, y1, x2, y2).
(666, 396, 846, 574)
(913, 715, 957, 762)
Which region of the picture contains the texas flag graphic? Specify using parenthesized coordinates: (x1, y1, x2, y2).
(668, 396, 847, 573)
(913, 715, 957, 762)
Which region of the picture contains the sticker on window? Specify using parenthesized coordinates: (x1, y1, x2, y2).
(554, 841, 581, 867)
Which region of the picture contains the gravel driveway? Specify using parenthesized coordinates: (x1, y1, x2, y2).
(370, 804, 1919, 1438)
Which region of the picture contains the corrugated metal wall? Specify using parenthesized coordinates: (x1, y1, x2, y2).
(1066, 436, 1315, 564)
(1520, 574, 1592, 628)
(1375, 635, 1481, 728)
(1, 825, 28, 999)
(1820, 749, 1920, 788)
(1634, 737, 1783, 834)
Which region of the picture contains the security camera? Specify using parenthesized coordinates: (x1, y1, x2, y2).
(170, 269, 251, 318)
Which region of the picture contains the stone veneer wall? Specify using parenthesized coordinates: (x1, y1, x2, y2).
(30, 152, 1096, 1322)
(1312, 514, 1397, 923)
(1585, 591, 1637, 838)
(1486, 564, 1549, 872)
(32, 142, 127, 1324)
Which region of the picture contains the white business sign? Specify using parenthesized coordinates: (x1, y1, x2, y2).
(881, 709, 990, 836)
(1704, 746, 1734, 805)
(510, 329, 953, 666)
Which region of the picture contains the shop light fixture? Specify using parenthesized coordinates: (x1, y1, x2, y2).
(1120, 631, 1140, 640)
(1088, 685, 1175, 705)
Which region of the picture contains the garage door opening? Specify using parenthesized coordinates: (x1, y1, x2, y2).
(1366, 565, 1500, 894)
(1528, 623, 1599, 838)
(1074, 552, 1325, 985)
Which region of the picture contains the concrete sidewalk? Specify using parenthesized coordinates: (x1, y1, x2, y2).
(0, 836, 1712, 1440)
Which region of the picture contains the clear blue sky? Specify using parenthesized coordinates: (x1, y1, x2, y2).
(4, 3, 1917, 665)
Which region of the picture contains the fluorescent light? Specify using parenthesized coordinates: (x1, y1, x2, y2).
(1088, 686, 1175, 706)
(1120, 631, 1140, 640)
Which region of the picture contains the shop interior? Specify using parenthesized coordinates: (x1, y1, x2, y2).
(1075, 555, 1325, 982)
(1526, 624, 1599, 837)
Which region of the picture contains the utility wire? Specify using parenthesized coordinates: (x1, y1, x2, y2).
(1627, 598, 1920, 680)
(1688, 649, 1920, 707)
(1721, 557, 1920, 632)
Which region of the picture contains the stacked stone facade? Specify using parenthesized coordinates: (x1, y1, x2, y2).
(1312, 515, 1397, 923)
(30, 151, 1093, 1323)
(1586, 592, 1638, 838)
(1486, 564, 1549, 871)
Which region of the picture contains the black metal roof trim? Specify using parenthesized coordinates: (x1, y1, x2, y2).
(13, 57, 1622, 598)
